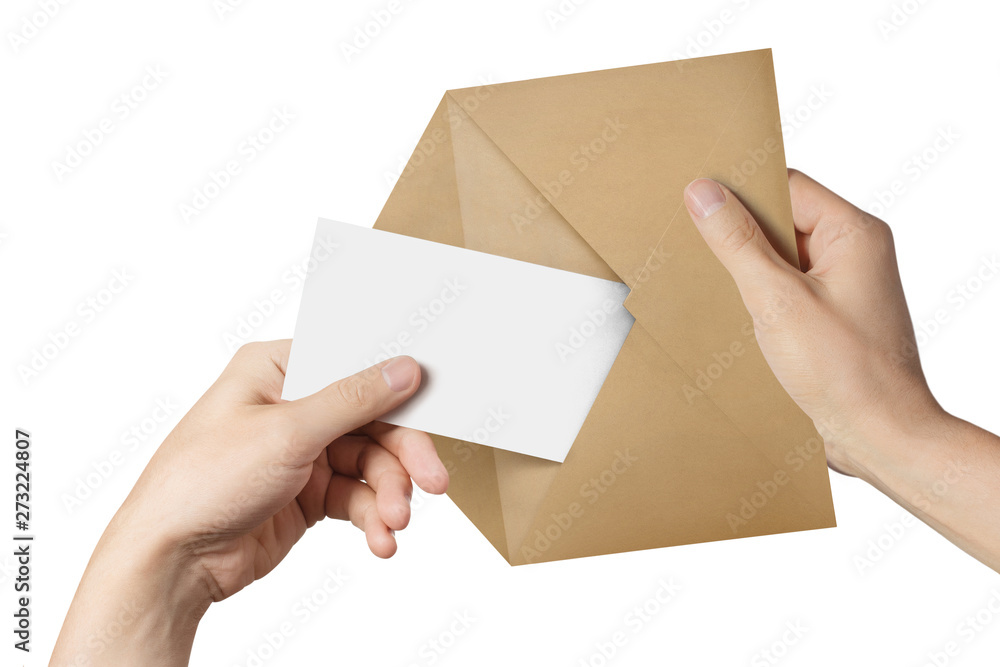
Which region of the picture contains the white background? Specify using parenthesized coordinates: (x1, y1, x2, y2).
(2, 0, 999, 665)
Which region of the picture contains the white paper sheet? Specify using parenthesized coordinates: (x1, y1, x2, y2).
(282, 219, 634, 462)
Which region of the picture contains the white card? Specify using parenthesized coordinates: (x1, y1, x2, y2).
(282, 220, 634, 462)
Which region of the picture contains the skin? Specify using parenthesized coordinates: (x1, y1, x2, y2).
(684, 169, 1000, 572)
(50, 343, 448, 666)
(52, 169, 1000, 665)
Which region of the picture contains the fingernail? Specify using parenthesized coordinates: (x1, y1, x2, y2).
(685, 179, 727, 220)
(381, 357, 416, 392)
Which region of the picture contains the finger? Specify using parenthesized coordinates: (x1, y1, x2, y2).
(361, 423, 449, 494)
(218, 340, 293, 404)
(787, 169, 860, 235)
(295, 456, 334, 528)
(786, 169, 891, 275)
(684, 178, 795, 313)
(277, 356, 421, 467)
(327, 435, 413, 531)
(795, 228, 812, 271)
(325, 473, 397, 558)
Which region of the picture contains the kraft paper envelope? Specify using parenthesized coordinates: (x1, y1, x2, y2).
(374, 49, 836, 565)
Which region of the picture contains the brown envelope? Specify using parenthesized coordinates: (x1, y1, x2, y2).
(374, 48, 836, 565)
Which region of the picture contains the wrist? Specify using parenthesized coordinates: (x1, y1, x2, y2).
(99, 507, 216, 619)
(53, 511, 214, 665)
(837, 403, 962, 493)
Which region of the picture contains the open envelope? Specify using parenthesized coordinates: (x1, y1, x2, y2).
(374, 49, 836, 565)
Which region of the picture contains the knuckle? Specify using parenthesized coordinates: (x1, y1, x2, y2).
(357, 442, 379, 479)
(753, 270, 814, 328)
(235, 341, 265, 360)
(854, 214, 895, 256)
(786, 168, 807, 195)
(263, 410, 302, 467)
(719, 212, 760, 255)
(871, 217, 894, 246)
(228, 341, 268, 375)
(333, 373, 376, 411)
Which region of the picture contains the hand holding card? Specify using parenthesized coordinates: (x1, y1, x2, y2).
(282, 219, 635, 463)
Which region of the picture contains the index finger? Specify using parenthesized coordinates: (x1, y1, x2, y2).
(787, 168, 860, 235)
(359, 422, 449, 495)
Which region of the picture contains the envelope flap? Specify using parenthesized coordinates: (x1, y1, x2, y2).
(447, 49, 787, 288)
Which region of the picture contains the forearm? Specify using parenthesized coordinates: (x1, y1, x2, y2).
(50, 516, 212, 666)
(848, 411, 1000, 572)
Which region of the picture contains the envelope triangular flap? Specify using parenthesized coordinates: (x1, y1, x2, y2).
(446, 50, 773, 286)
(373, 99, 511, 561)
(442, 92, 616, 556)
(373, 93, 615, 560)
(376, 98, 466, 249)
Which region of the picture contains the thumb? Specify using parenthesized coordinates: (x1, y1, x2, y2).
(278, 356, 421, 465)
(684, 178, 791, 312)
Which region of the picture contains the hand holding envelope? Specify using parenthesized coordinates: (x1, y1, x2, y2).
(287, 49, 836, 565)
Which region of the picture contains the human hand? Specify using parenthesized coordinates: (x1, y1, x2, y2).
(131, 340, 449, 595)
(51, 340, 448, 666)
(683, 170, 946, 479)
